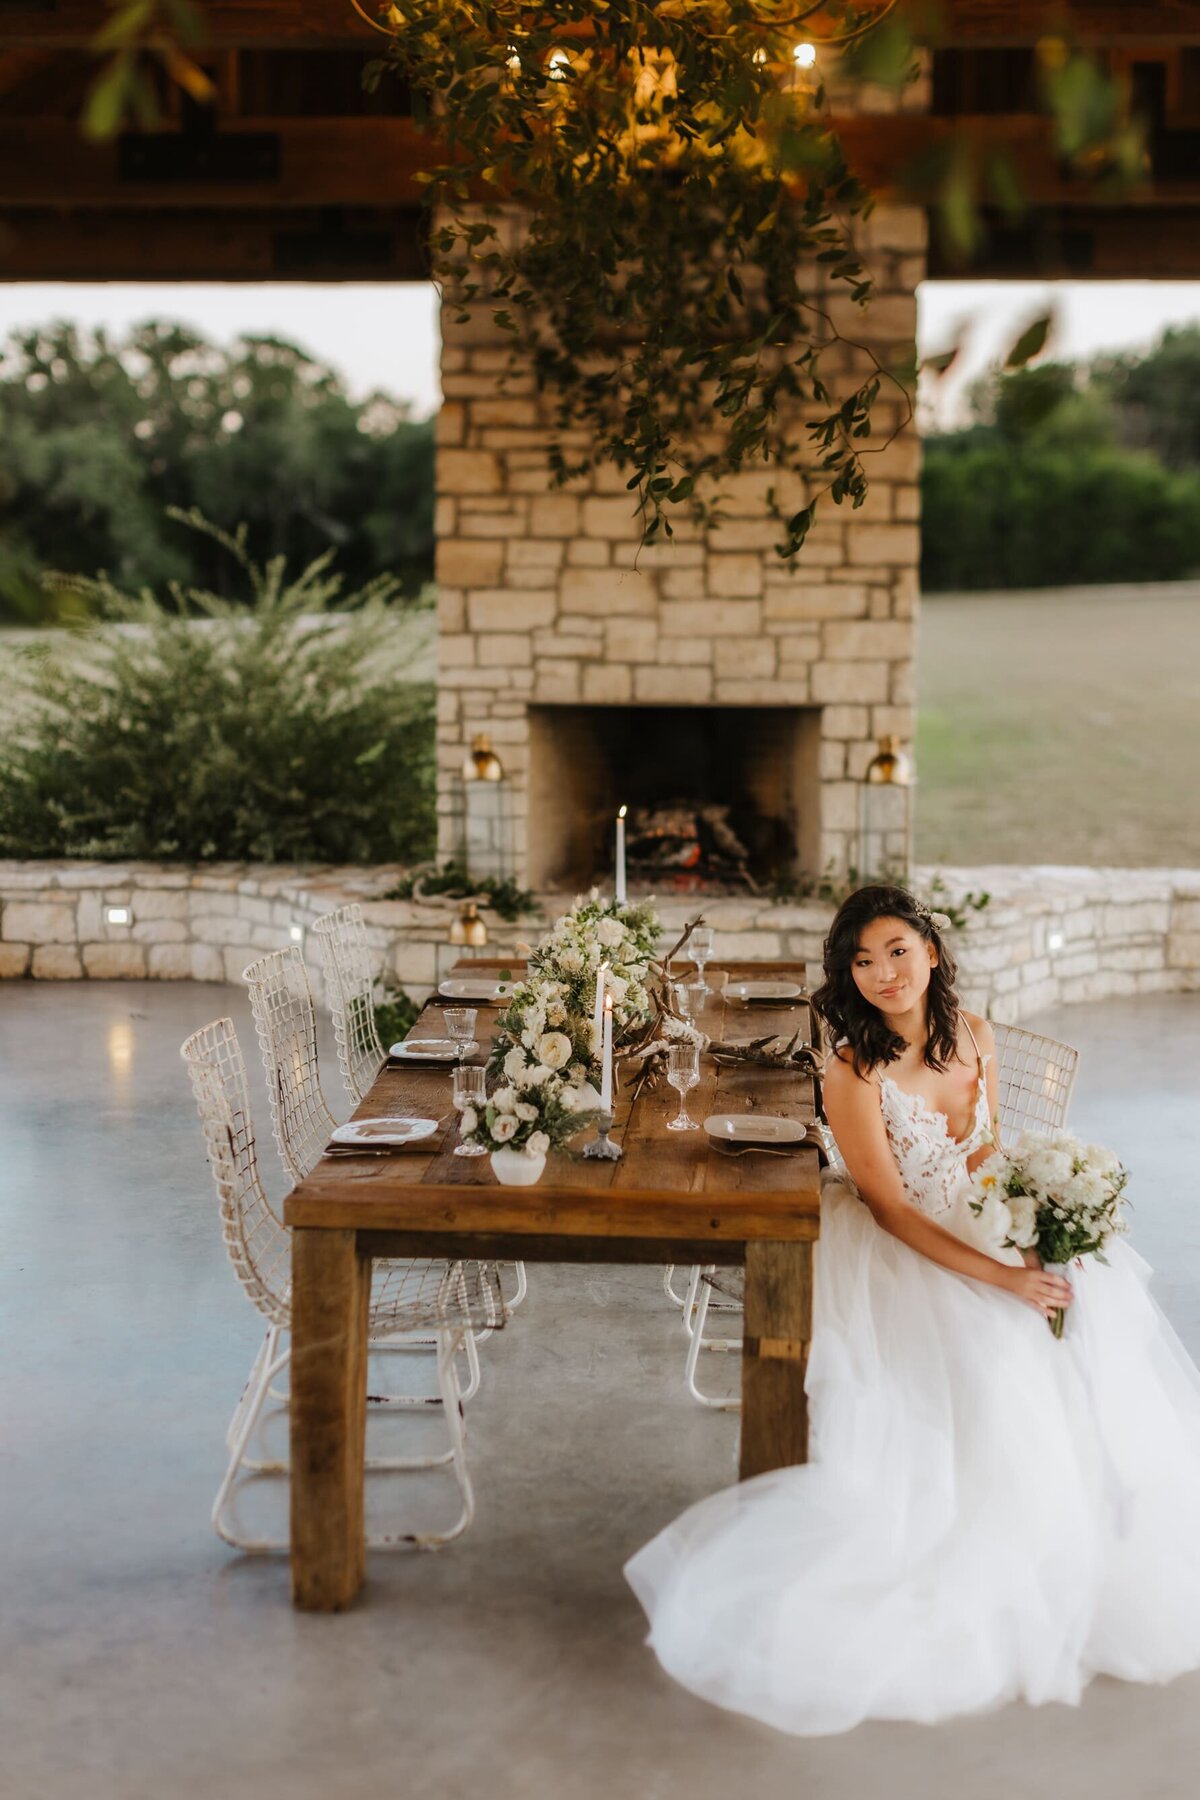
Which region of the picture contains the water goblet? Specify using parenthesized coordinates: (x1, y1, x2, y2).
(671, 980, 694, 1022)
(666, 1041, 700, 1132)
(451, 1064, 488, 1157)
(443, 1005, 478, 1063)
(690, 926, 715, 995)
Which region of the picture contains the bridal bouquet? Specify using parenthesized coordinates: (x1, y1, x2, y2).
(969, 1130, 1130, 1337)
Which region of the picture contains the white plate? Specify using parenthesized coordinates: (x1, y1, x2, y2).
(329, 1116, 439, 1147)
(438, 977, 513, 1004)
(704, 1113, 810, 1146)
(725, 980, 806, 1004)
(389, 1037, 460, 1061)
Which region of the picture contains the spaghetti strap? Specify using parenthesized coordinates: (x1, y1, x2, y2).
(962, 1014, 983, 1070)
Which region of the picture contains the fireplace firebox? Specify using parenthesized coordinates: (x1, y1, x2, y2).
(525, 704, 821, 893)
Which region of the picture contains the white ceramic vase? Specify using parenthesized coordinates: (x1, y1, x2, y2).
(490, 1146, 547, 1187)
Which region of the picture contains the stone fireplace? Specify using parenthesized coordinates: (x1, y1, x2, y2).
(434, 202, 924, 893)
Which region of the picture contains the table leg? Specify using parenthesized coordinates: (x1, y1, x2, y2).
(739, 1239, 813, 1480)
(289, 1227, 371, 1611)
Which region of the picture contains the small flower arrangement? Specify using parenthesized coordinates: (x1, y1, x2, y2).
(969, 1129, 1131, 1336)
(459, 1064, 596, 1157)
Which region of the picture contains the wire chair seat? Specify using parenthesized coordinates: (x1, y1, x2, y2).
(181, 1016, 502, 1552)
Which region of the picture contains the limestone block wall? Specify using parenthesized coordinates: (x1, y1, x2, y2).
(434, 200, 926, 889)
(2, 861, 1199, 1031)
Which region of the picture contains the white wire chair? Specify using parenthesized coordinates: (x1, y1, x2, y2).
(244, 945, 338, 1188)
(242, 943, 493, 1397)
(679, 1024, 1080, 1410)
(181, 1016, 504, 1553)
(310, 903, 387, 1109)
(308, 906, 529, 1313)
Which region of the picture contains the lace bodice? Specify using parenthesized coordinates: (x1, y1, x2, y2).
(877, 1060, 993, 1219)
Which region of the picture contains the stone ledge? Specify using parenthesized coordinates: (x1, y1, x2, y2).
(2, 859, 1200, 1024)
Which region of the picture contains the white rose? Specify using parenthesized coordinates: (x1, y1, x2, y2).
(1007, 1191, 1038, 1248)
(492, 1086, 518, 1114)
(459, 1106, 477, 1136)
(556, 948, 583, 975)
(1064, 1169, 1106, 1211)
(606, 973, 628, 1004)
(975, 1191, 1015, 1252)
(515, 1100, 539, 1122)
(492, 1114, 518, 1142)
(523, 1063, 553, 1088)
(537, 1031, 572, 1071)
(546, 999, 566, 1026)
(527, 1131, 550, 1157)
(564, 1080, 601, 1113)
(504, 1046, 528, 1081)
(595, 916, 625, 949)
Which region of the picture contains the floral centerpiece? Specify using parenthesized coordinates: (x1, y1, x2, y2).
(970, 1129, 1131, 1336)
(491, 893, 662, 1088)
(459, 1053, 596, 1185)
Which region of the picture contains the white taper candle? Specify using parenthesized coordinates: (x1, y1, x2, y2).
(601, 993, 614, 1112)
(592, 960, 607, 1047)
(615, 804, 627, 905)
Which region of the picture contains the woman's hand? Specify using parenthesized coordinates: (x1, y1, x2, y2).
(1002, 1264, 1074, 1319)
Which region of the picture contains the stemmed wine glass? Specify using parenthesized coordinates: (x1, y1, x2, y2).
(443, 1005, 478, 1064)
(689, 926, 715, 995)
(451, 1064, 488, 1157)
(665, 1041, 700, 1132)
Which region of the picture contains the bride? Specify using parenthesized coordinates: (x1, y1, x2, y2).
(626, 884, 1200, 1736)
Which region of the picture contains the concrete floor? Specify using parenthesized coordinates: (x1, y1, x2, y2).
(3, 981, 1200, 1800)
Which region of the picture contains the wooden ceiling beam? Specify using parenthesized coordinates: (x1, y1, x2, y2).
(0, 2, 377, 50)
(0, 114, 1186, 210)
(2, 3, 1200, 51)
(0, 206, 426, 280)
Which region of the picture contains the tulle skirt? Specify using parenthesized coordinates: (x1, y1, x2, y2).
(625, 1175, 1200, 1736)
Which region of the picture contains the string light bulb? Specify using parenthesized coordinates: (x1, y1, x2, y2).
(548, 48, 571, 80)
(793, 42, 817, 68)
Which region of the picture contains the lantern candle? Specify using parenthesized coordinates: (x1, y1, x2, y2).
(615, 804, 628, 904)
(600, 993, 614, 1112)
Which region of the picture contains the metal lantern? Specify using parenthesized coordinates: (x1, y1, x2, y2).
(448, 901, 489, 949)
(856, 735, 914, 884)
(449, 732, 516, 883)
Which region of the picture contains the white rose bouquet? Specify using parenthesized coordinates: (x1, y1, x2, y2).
(459, 1063, 596, 1157)
(969, 1129, 1130, 1337)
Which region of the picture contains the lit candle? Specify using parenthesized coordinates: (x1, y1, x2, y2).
(592, 960, 607, 1049)
(615, 804, 627, 904)
(601, 993, 614, 1112)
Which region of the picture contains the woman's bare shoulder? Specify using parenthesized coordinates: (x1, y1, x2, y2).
(961, 1010, 996, 1053)
(824, 1046, 877, 1093)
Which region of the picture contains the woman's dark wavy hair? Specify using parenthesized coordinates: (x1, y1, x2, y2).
(811, 884, 961, 1079)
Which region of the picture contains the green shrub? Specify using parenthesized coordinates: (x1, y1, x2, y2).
(921, 442, 1200, 591)
(0, 512, 436, 864)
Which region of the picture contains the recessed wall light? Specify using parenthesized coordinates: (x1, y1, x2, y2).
(105, 906, 132, 927)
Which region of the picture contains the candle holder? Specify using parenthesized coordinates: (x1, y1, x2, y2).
(582, 1109, 623, 1161)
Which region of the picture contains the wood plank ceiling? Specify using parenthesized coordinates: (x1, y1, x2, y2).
(0, 3, 1199, 281)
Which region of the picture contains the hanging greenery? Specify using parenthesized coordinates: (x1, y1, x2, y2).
(365, 1, 919, 559)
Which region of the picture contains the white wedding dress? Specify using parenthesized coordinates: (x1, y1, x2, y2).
(626, 1048, 1200, 1736)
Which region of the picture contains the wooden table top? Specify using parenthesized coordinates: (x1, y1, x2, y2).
(285, 960, 822, 1244)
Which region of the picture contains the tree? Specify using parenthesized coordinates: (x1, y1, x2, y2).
(1098, 326, 1200, 472)
(0, 320, 435, 620)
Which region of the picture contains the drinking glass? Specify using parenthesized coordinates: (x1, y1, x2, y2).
(443, 1005, 478, 1063)
(666, 1041, 700, 1132)
(690, 926, 715, 995)
(671, 980, 694, 1022)
(451, 1064, 488, 1157)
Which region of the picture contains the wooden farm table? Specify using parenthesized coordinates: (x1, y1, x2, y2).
(284, 959, 822, 1611)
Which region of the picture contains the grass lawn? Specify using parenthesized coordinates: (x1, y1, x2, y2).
(916, 582, 1200, 868)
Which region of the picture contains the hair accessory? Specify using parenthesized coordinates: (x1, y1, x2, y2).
(929, 910, 953, 932)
